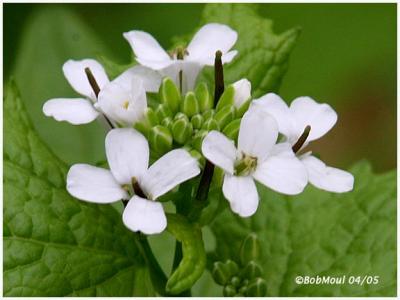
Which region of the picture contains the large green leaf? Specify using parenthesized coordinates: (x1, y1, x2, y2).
(209, 162, 396, 296)
(3, 82, 155, 296)
(196, 3, 300, 97)
(13, 7, 111, 165)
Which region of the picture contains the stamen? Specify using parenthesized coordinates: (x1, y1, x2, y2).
(122, 101, 129, 110)
(84, 67, 101, 97)
(292, 125, 311, 153)
(234, 154, 258, 176)
(214, 50, 224, 104)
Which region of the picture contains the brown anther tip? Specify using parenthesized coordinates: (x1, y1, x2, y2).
(215, 50, 222, 58)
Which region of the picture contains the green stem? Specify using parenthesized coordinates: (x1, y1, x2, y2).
(134, 233, 168, 296)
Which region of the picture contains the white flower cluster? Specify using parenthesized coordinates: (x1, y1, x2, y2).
(43, 23, 354, 235)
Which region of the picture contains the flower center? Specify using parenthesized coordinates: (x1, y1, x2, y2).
(122, 100, 130, 110)
(234, 153, 258, 176)
(122, 177, 147, 199)
(292, 125, 311, 154)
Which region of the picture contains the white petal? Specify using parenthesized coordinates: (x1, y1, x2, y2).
(290, 97, 338, 142)
(123, 30, 173, 70)
(301, 155, 354, 193)
(141, 149, 200, 200)
(105, 128, 149, 185)
(63, 59, 109, 100)
(221, 50, 238, 64)
(180, 62, 203, 93)
(122, 195, 167, 234)
(251, 93, 296, 140)
(43, 98, 98, 125)
(202, 131, 236, 174)
(97, 77, 147, 126)
(238, 108, 279, 161)
(187, 23, 238, 66)
(232, 78, 251, 108)
(67, 164, 127, 203)
(222, 174, 259, 217)
(253, 143, 308, 195)
(114, 65, 162, 93)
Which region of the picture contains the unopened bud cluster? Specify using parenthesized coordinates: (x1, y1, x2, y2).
(211, 233, 267, 296)
(135, 77, 246, 164)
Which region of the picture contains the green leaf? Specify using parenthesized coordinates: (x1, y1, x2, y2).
(13, 7, 112, 165)
(209, 162, 396, 296)
(165, 214, 206, 295)
(3, 81, 155, 296)
(196, 3, 300, 97)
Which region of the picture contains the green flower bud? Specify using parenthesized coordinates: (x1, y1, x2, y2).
(240, 233, 261, 265)
(191, 114, 204, 129)
(202, 118, 220, 131)
(134, 121, 150, 137)
(192, 129, 208, 152)
(155, 103, 173, 120)
(172, 117, 193, 144)
(223, 118, 241, 141)
(237, 99, 251, 117)
(149, 125, 173, 155)
(214, 105, 236, 130)
(239, 286, 248, 295)
(189, 149, 205, 168)
(160, 77, 181, 113)
(223, 285, 237, 297)
(246, 278, 267, 297)
(225, 259, 239, 276)
(212, 261, 231, 286)
(144, 107, 159, 127)
(161, 117, 173, 129)
(181, 92, 199, 118)
(174, 112, 189, 122)
(195, 82, 213, 112)
(216, 85, 234, 112)
(239, 261, 263, 280)
(202, 109, 215, 121)
(230, 276, 241, 288)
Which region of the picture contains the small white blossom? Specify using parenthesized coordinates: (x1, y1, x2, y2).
(252, 93, 354, 193)
(202, 108, 308, 217)
(232, 78, 251, 108)
(43, 59, 161, 126)
(66, 128, 200, 234)
(123, 23, 238, 93)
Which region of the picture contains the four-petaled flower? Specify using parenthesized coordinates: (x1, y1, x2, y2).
(43, 59, 161, 126)
(202, 108, 308, 217)
(251, 93, 354, 193)
(66, 128, 200, 234)
(124, 23, 238, 93)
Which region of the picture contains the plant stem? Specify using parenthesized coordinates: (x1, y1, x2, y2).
(134, 233, 168, 296)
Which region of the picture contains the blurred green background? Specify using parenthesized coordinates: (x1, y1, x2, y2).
(4, 3, 396, 173)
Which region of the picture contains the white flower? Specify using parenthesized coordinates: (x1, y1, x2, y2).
(43, 59, 161, 125)
(232, 78, 251, 108)
(124, 23, 238, 93)
(66, 128, 200, 234)
(251, 93, 354, 193)
(201, 108, 308, 217)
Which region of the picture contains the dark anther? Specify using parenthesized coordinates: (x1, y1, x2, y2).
(213, 50, 224, 105)
(292, 125, 311, 153)
(84, 67, 101, 97)
(132, 178, 147, 199)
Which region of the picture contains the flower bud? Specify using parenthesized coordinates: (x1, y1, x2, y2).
(155, 103, 173, 121)
(181, 92, 200, 118)
(134, 121, 150, 137)
(161, 117, 173, 129)
(240, 233, 261, 265)
(237, 99, 251, 117)
(202, 109, 215, 121)
(222, 119, 241, 140)
(246, 278, 267, 297)
(195, 82, 213, 112)
(192, 129, 208, 152)
(202, 118, 220, 131)
(239, 261, 263, 280)
(149, 125, 173, 155)
(239, 286, 248, 295)
(214, 105, 236, 130)
(215, 85, 234, 112)
(212, 261, 231, 285)
(160, 77, 181, 113)
(172, 117, 193, 144)
(230, 276, 241, 288)
(223, 285, 237, 297)
(191, 114, 204, 129)
(144, 107, 159, 127)
(174, 112, 189, 122)
(225, 259, 239, 276)
(189, 149, 205, 168)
